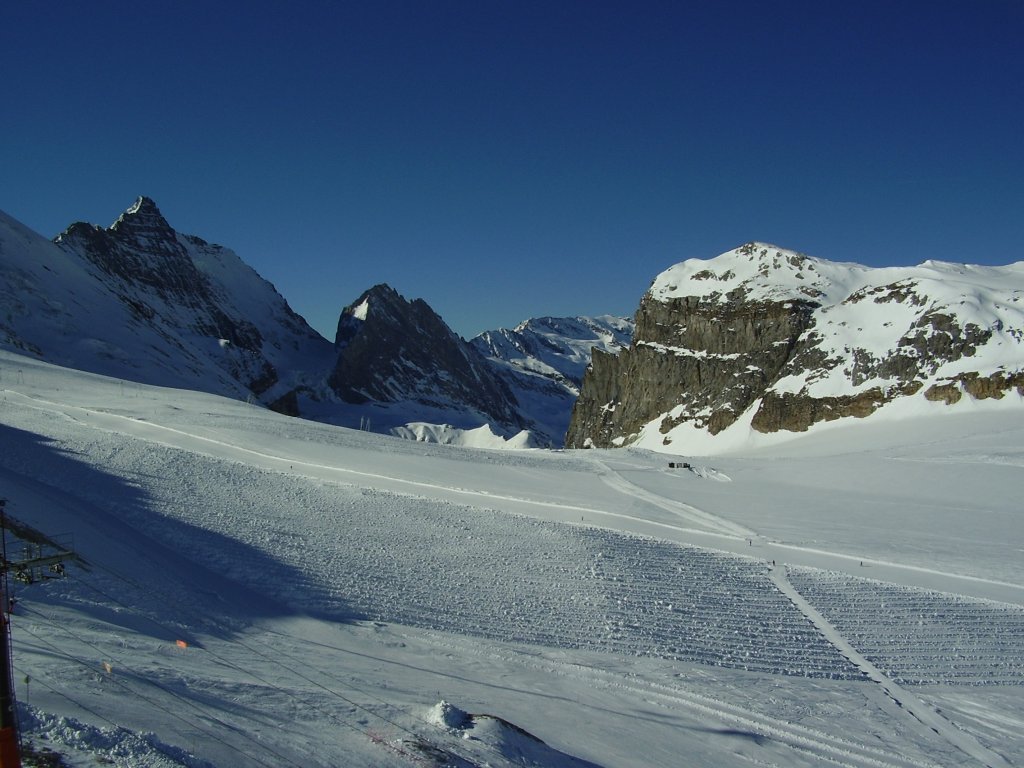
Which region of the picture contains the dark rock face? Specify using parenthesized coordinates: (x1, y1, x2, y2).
(328, 284, 527, 433)
(52, 196, 331, 406)
(567, 293, 816, 445)
(58, 198, 264, 351)
(749, 381, 923, 433)
(567, 242, 1023, 448)
(925, 370, 1024, 404)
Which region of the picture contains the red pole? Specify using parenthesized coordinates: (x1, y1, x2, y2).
(0, 611, 20, 768)
(0, 503, 22, 768)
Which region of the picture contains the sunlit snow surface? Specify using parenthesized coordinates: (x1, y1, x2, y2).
(1, 350, 1022, 768)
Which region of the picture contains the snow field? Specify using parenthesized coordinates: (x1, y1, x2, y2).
(5, 406, 858, 681)
(788, 569, 1024, 686)
(3, 353, 1024, 767)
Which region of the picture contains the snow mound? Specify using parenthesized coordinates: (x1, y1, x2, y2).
(690, 465, 732, 482)
(391, 422, 539, 449)
(424, 701, 600, 767)
(426, 700, 472, 730)
(665, 461, 732, 481)
(21, 705, 210, 768)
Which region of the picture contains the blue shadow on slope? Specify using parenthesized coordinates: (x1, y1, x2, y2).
(0, 422, 358, 643)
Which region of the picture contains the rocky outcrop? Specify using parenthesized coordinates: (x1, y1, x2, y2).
(567, 242, 1024, 449)
(328, 284, 529, 435)
(749, 381, 923, 433)
(567, 295, 816, 445)
(924, 370, 1024, 404)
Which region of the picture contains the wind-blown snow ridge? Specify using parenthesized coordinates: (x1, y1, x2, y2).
(651, 241, 1024, 306)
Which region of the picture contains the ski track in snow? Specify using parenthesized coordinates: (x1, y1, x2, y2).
(3, 375, 1024, 767)
(591, 459, 755, 538)
(411, 634, 940, 768)
(770, 567, 1012, 768)
(10, 389, 1019, 603)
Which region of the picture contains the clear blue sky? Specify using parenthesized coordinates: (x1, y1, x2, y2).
(3, 1, 1022, 340)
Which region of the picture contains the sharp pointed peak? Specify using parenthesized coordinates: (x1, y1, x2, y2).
(111, 195, 173, 234)
(126, 195, 161, 216)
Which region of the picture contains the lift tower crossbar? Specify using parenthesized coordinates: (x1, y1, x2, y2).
(0, 499, 75, 768)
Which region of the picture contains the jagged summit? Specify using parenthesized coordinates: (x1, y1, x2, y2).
(327, 283, 528, 435)
(55, 195, 179, 260)
(335, 283, 406, 347)
(123, 195, 163, 219)
(3, 197, 332, 414)
(109, 195, 175, 238)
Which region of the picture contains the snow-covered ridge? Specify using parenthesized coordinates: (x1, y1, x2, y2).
(471, 315, 633, 444)
(472, 315, 633, 388)
(651, 241, 1024, 308)
(570, 241, 1024, 453)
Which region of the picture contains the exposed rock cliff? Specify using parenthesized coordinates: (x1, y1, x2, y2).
(567, 242, 1024, 449)
(328, 284, 530, 437)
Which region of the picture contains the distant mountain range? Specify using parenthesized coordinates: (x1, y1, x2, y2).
(567, 242, 1024, 451)
(0, 197, 631, 447)
(3, 202, 1019, 452)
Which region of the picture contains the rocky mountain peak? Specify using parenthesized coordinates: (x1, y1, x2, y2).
(108, 195, 176, 243)
(335, 283, 408, 348)
(328, 284, 527, 434)
(568, 243, 1024, 450)
(54, 197, 207, 301)
(42, 198, 345, 410)
(55, 197, 182, 257)
(121, 195, 167, 221)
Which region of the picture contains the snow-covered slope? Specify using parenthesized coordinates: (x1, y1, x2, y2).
(473, 316, 633, 388)
(472, 316, 633, 443)
(2, 350, 1022, 767)
(1, 198, 334, 409)
(569, 242, 1024, 452)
